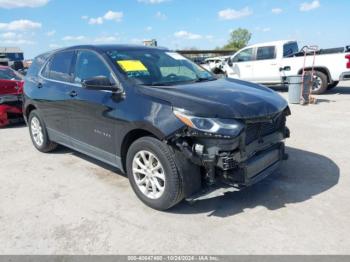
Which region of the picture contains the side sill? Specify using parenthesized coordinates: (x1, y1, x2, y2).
(47, 128, 124, 172)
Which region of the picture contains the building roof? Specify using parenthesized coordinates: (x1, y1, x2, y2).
(0, 47, 23, 53)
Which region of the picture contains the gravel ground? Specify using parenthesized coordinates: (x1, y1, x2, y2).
(1, 82, 350, 255)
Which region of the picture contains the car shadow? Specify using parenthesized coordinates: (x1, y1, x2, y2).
(327, 85, 350, 95)
(49, 145, 339, 217)
(270, 85, 288, 93)
(170, 147, 339, 217)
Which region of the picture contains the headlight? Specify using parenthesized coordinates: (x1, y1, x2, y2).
(173, 108, 244, 137)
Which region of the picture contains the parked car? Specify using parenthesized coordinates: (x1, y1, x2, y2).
(201, 56, 228, 74)
(0, 66, 23, 127)
(191, 56, 207, 65)
(23, 45, 290, 210)
(223, 40, 350, 94)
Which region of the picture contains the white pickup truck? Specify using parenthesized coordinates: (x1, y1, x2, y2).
(223, 40, 350, 94)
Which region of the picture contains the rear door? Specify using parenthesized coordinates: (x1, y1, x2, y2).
(38, 50, 75, 137)
(252, 46, 280, 83)
(68, 49, 118, 163)
(228, 48, 254, 81)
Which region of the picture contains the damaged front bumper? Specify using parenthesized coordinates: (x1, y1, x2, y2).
(215, 134, 287, 187)
(169, 109, 290, 200)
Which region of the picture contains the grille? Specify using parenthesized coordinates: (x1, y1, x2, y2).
(245, 113, 285, 145)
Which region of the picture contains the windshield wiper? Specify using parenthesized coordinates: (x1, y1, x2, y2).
(194, 77, 217, 83)
(144, 77, 216, 86)
(145, 82, 175, 86)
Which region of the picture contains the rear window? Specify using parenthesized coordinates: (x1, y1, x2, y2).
(257, 46, 276, 60)
(283, 42, 299, 57)
(26, 53, 51, 78)
(0, 68, 22, 80)
(42, 51, 74, 82)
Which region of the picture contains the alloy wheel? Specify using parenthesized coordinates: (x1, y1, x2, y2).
(132, 150, 166, 199)
(31, 117, 44, 147)
(312, 75, 322, 91)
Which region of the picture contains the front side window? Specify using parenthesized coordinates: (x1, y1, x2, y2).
(74, 50, 113, 84)
(106, 49, 214, 86)
(42, 51, 74, 82)
(257, 46, 276, 60)
(232, 48, 254, 62)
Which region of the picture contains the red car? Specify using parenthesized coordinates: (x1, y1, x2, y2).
(0, 66, 24, 127)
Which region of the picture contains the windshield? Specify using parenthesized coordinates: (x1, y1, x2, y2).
(106, 49, 215, 86)
(0, 68, 23, 81)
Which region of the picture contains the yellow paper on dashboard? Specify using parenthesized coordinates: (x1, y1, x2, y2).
(117, 60, 148, 72)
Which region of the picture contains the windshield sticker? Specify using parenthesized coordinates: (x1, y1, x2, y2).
(166, 52, 187, 60)
(117, 60, 148, 72)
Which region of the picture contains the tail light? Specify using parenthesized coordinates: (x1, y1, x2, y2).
(16, 81, 24, 94)
(346, 54, 350, 69)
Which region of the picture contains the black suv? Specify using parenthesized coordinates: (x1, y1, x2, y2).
(24, 45, 290, 210)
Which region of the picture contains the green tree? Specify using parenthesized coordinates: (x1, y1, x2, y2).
(222, 28, 252, 50)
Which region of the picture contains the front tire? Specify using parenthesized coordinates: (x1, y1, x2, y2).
(28, 110, 58, 153)
(126, 137, 184, 210)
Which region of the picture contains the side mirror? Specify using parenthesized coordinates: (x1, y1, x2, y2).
(279, 66, 291, 72)
(227, 58, 233, 67)
(82, 76, 121, 92)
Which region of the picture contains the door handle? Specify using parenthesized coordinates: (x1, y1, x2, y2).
(245, 65, 252, 68)
(69, 90, 78, 97)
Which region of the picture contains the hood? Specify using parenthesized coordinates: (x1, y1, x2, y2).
(0, 79, 23, 95)
(138, 78, 288, 119)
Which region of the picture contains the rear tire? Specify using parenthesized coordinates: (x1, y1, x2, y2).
(327, 81, 339, 90)
(126, 136, 184, 210)
(311, 71, 328, 95)
(28, 110, 58, 153)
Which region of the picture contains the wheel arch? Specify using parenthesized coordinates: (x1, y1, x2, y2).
(298, 66, 332, 83)
(24, 104, 37, 121)
(120, 128, 163, 173)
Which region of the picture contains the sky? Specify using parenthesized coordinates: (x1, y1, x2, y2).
(0, 0, 349, 59)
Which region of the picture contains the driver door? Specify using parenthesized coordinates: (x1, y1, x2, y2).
(227, 48, 254, 81)
(68, 49, 119, 162)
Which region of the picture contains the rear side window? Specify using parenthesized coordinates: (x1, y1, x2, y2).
(283, 42, 299, 57)
(26, 53, 51, 78)
(233, 48, 254, 62)
(257, 46, 276, 60)
(42, 51, 74, 82)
